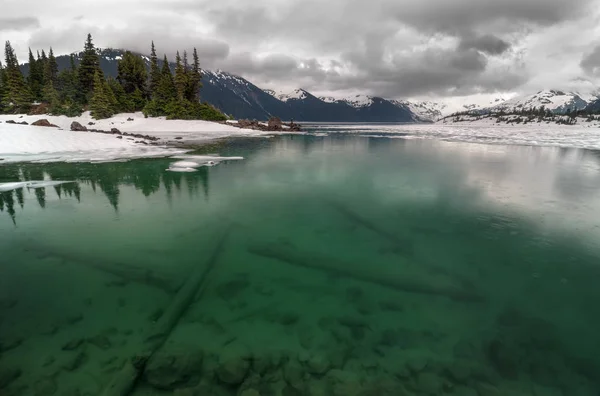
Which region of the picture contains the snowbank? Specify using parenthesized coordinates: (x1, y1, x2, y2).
(0, 123, 188, 163)
(0, 112, 263, 143)
(0, 112, 274, 164)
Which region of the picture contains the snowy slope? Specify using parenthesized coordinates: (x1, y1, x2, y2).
(390, 100, 444, 122)
(263, 88, 309, 102)
(342, 94, 375, 108)
(490, 90, 595, 114)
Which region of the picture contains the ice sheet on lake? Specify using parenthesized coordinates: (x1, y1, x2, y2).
(166, 154, 244, 172)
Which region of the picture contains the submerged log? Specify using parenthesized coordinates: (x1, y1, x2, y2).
(327, 199, 413, 255)
(248, 243, 484, 303)
(101, 224, 232, 396)
(23, 243, 180, 293)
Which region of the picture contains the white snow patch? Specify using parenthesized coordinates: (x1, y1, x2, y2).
(0, 122, 187, 164)
(343, 95, 374, 108)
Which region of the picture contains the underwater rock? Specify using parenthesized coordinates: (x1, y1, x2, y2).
(63, 351, 88, 371)
(62, 339, 84, 351)
(379, 300, 404, 312)
(34, 377, 58, 395)
(0, 336, 23, 353)
(282, 384, 303, 396)
(40, 325, 59, 336)
(306, 355, 331, 375)
(43, 356, 56, 367)
(145, 351, 204, 390)
(353, 299, 375, 316)
(283, 361, 305, 387)
(239, 389, 261, 396)
(476, 382, 502, 396)
(148, 308, 164, 323)
(279, 312, 299, 326)
(0, 367, 21, 389)
(379, 329, 399, 347)
(446, 362, 471, 383)
(217, 356, 250, 385)
(453, 385, 478, 396)
(345, 286, 364, 303)
(88, 335, 112, 350)
(216, 277, 250, 301)
(406, 356, 429, 373)
(416, 372, 443, 394)
(66, 314, 83, 325)
(297, 326, 315, 349)
(0, 299, 17, 309)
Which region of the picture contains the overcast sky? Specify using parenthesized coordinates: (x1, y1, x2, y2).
(1, 0, 600, 101)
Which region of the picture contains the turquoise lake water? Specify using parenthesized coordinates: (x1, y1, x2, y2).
(1, 133, 600, 395)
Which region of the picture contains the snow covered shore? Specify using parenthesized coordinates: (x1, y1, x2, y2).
(0, 112, 265, 164)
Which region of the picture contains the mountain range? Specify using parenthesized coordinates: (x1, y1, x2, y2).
(21, 49, 600, 122)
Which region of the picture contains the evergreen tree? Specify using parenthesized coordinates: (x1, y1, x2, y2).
(174, 51, 186, 101)
(27, 48, 44, 100)
(149, 41, 161, 98)
(44, 48, 58, 86)
(158, 55, 177, 101)
(4, 41, 33, 110)
(78, 33, 101, 99)
(89, 70, 113, 119)
(117, 51, 147, 96)
(0, 61, 7, 112)
(42, 78, 60, 113)
(107, 77, 132, 112)
(189, 47, 203, 101)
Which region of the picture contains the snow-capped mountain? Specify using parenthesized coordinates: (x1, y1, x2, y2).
(342, 94, 375, 108)
(489, 90, 595, 114)
(390, 100, 444, 122)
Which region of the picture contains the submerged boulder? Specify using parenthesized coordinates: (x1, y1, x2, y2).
(144, 350, 204, 390)
(70, 121, 87, 132)
(0, 367, 21, 389)
(217, 356, 250, 385)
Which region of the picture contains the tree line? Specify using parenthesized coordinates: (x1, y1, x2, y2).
(0, 34, 226, 121)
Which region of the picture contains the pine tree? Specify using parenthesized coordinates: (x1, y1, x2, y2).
(117, 51, 147, 96)
(149, 41, 161, 98)
(189, 47, 203, 102)
(0, 61, 7, 112)
(27, 48, 43, 100)
(78, 33, 101, 99)
(174, 51, 186, 101)
(90, 70, 113, 119)
(4, 41, 33, 110)
(158, 54, 176, 102)
(107, 77, 132, 112)
(44, 48, 58, 86)
(42, 78, 60, 112)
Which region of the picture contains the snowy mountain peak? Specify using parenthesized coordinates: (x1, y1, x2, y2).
(390, 100, 445, 122)
(491, 90, 594, 114)
(264, 88, 310, 102)
(343, 94, 375, 108)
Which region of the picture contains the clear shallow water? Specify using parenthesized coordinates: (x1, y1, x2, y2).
(1, 134, 600, 395)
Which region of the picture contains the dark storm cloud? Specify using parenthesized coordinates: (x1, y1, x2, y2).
(580, 45, 600, 76)
(386, 0, 595, 34)
(1, 0, 598, 98)
(459, 35, 511, 55)
(0, 17, 40, 32)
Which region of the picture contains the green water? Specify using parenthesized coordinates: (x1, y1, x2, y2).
(1, 135, 600, 396)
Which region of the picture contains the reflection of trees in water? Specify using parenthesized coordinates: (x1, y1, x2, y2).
(0, 158, 212, 223)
